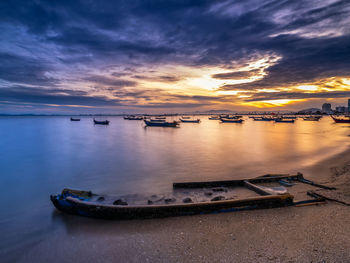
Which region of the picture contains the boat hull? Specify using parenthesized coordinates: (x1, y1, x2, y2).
(180, 119, 200, 123)
(50, 173, 332, 220)
(275, 119, 295, 123)
(94, 120, 109, 125)
(331, 116, 350, 123)
(220, 118, 244, 123)
(50, 193, 293, 220)
(144, 120, 179, 127)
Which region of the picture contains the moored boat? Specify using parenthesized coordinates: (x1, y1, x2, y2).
(274, 118, 295, 123)
(180, 118, 200, 123)
(208, 116, 220, 120)
(220, 115, 242, 119)
(253, 116, 275, 121)
(144, 119, 179, 127)
(261, 116, 276, 121)
(220, 118, 244, 123)
(331, 115, 350, 123)
(50, 173, 332, 220)
(281, 116, 297, 119)
(303, 116, 321, 121)
(93, 119, 110, 125)
(252, 117, 267, 121)
(70, 117, 80, 121)
(124, 115, 144, 120)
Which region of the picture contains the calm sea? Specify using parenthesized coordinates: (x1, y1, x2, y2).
(0, 115, 349, 261)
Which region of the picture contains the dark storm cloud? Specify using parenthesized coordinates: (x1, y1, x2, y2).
(0, 85, 223, 108)
(84, 75, 137, 87)
(0, 86, 122, 106)
(0, 52, 57, 86)
(1, 0, 350, 110)
(113, 89, 234, 105)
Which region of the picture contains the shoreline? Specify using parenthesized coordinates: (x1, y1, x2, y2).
(304, 144, 350, 183)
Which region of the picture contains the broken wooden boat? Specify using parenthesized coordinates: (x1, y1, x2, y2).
(51, 173, 333, 220)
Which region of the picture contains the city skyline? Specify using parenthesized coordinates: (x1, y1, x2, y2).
(1, 1, 350, 114)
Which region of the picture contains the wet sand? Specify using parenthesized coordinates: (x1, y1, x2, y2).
(15, 147, 350, 263)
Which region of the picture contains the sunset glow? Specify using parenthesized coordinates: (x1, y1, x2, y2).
(0, 1, 349, 113)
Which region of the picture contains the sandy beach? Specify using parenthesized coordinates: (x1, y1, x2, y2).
(16, 146, 350, 263)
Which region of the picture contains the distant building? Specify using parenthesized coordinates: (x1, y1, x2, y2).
(322, 103, 332, 114)
(335, 106, 347, 113)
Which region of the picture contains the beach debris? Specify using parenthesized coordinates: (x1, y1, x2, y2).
(113, 199, 128, 206)
(308, 190, 350, 206)
(211, 196, 225, 201)
(183, 197, 193, 203)
(278, 179, 294, 187)
(294, 199, 326, 207)
(297, 176, 336, 190)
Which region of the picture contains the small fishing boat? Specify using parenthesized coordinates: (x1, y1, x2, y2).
(303, 116, 321, 121)
(220, 118, 244, 123)
(208, 116, 220, 120)
(93, 119, 110, 125)
(220, 115, 242, 119)
(253, 116, 275, 121)
(331, 115, 350, 123)
(70, 117, 80, 121)
(124, 115, 144, 120)
(180, 118, 200, 123)
(261, 117, 276, 121)
(154, 116, 166, 120)
(274, 118, 295, 123)
(282, 116, 297, 119)
(50, 173, 333, 220)
(144, 119, 179, 127)
(252, 117, 267, 121)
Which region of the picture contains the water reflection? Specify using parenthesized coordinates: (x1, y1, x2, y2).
(0, 116, 349, 260)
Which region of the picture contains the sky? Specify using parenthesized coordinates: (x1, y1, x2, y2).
(1, 0, 350, 114)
